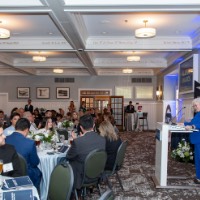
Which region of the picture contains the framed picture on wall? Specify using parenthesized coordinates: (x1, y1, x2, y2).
(56, 87, 70, 99)
(17, 87, 30, 99)
(36, 87, 50, 99)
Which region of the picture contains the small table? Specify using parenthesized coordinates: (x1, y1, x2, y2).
(125, 113, 137, 131)
(38, 147, 67, 200)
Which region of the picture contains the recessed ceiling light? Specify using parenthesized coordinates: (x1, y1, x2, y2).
(32, 56, 46, 62)
(48, 32, 53, 35)
(102, 31, 107, 34)
(53, 69, 63, 74)
(122, 69, 133, 74)
(127, 56, 140, 62)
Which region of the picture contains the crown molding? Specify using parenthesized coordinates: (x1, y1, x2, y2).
(0, 38, 73, 50)
(86, 37, 192, 50)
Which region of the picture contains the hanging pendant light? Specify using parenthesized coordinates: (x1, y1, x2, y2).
(0, 28, 10, 39)
(135, 20, 156, 38)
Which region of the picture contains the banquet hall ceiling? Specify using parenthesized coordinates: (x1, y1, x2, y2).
(0, 0, 200, 76)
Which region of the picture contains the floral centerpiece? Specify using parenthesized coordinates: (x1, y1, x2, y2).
(28, 130, 58, 143)
(171, 138, 193, 163)
(62, 120, 74, 129)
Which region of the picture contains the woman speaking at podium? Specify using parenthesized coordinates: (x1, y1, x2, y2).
(182, 97, 200, 184)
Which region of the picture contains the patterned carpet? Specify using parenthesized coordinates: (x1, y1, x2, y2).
(87, 131, 200, 200)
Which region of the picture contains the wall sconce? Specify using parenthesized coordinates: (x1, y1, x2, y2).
(156, 86, 162, 100)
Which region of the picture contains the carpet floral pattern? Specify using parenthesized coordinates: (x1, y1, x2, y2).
(87, 131, 200, 200)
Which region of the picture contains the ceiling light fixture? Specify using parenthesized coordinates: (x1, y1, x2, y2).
(135, 20, 156, 38)
(122, 69, 133, 74)
(0, 28, 10, 39)
(127, 56, 140, 62)
(32, 56, 46, 62)
(53, 68, 63, 74)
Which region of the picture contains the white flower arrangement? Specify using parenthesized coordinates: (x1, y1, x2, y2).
(29, 130, 58, 143)
(171, 138, 193, 163)
(62, 120, 74, 129)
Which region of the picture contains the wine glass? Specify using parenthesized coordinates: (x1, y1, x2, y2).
(0, 159, 3, 187)
(0, 159, 3, 175)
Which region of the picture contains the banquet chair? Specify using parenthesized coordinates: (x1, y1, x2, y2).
(17, 153, 28, 176)
(104, 140, 128, 191)
(138, 112, 149, 131)
(48, 162, 74, 200)
(74, 149, 107, 200)
(57, 128, 68, 140)
(98, 189, 114, 200)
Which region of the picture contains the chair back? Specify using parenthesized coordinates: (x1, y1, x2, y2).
(48, 162, 74, 200)
(83, 149, 107, 185)
(143, 112, 148, 118)
(57, 128, 68, 140)
(17, 153, 28, 176)
(113, 141, 128, 172)
(98, 189, 114, 200)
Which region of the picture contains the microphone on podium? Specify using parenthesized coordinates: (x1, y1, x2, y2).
(170, 106, 186, 125)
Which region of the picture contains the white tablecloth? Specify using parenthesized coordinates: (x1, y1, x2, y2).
(0, 176, 40, 200)
(38, 148, 67, 200)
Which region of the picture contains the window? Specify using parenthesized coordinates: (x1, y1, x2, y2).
(135, 86, 153, 99)
(115, 87, 132, 99)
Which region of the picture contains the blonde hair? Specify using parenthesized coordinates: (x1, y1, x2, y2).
(99, 120, 118, 141)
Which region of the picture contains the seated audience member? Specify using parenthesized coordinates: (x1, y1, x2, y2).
(56, 113, 63, 128)
(0, 110, 10, 128)
(94, 113, 104, 133)
(65, 112, 72, 121)
(58, 108, 65, 117)
(33, 108, 43, 127)
(125, 101, 135, 113)
(6, 118, 42, 188)
(23, 111, 38, 133)
(0, 124, 22, 177)
(66, 114, 106, 190)
(10, 107, 18, 116)
(99, 120, 122, 170)
(37, 117, 54, 135)
(103, 112, 119, 134)
(17, 107, 25, 118)
(4, 113, 20, 136)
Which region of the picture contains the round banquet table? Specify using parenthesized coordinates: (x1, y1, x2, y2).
(37, 147, 67, 200)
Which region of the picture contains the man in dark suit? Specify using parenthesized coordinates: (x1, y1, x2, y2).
(6, 118, 42, 189)
(66, 114, 106, 189)
(0, 124, 22, 177)
(24, 98, 34, 113)
(125, 101, 135, 113)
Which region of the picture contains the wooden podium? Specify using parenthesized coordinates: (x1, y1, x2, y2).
(152, 122, 198, 189)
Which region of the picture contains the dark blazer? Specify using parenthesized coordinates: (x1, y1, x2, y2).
(125, 105, 135, 113)
(66, 131, 106, 189)
(24, 104, 34, 113)
(0, 144, 22, 177)
(5, 132, 42, 188)
(105, 137, 122, 170)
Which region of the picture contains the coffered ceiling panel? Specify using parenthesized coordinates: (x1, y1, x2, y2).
(0, 0, 199, 76)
